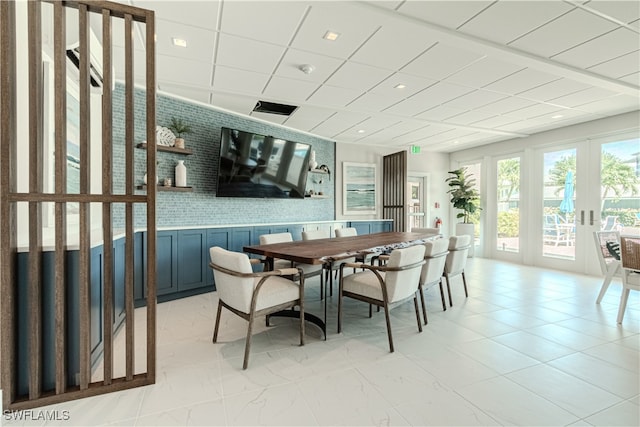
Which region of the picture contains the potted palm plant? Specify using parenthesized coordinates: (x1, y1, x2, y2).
(446, 167, 481, 256)
(168, 117, 192, 149)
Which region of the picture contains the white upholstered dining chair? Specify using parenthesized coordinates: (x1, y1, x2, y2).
(593, 230, 621, 304)
(411, 227, 441, 235)
(209, 246, 304, 369)
(337, 245, 426, 352)
(618, 237, 640, 324)
(443, 235, 471, 307)
(418, 238, 449, 324)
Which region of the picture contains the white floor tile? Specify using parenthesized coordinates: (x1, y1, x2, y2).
(493, 330, 576, 362)
(583, 400, 640, 426)
(450, 338, 540, 374)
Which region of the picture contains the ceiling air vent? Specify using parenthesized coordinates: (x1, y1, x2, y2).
(253, 100, 298, 116)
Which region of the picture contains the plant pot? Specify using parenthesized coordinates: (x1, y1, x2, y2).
(455, 222, 475, 257)
(174, 137, 185, 149)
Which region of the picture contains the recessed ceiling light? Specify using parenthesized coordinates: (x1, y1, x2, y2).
(551, 114, 564, 119)
(394, 84, 406, 89)
(323, 31, 340, 41)
(172, 38, 187, 48)
(357, 129, 365, 133)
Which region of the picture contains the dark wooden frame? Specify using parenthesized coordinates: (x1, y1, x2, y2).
(0, 0, 157, 410)
(210, 259, 305, 369)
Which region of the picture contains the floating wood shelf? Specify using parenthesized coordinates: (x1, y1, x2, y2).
(136, 185, 193, 192)
(136, 143, 193, 155)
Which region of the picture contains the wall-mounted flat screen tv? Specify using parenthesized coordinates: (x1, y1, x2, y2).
(216, 127, 312, 198)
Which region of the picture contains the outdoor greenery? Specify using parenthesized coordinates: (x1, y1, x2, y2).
(446, 167, 481, 223)
(498, 209, 519, 237)
(497, 158, 520, 202)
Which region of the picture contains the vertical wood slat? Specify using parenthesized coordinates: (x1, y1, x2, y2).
(27, 0, 43, 400)
(78, 2, 91, 390)
(145, 8, 157, 383)
(0, 0, 18, 408)
(53, 0, 68, 395)
(101, 8, 114, 386)
(124, 12, 135, 381)
(383, 151, 407, 232)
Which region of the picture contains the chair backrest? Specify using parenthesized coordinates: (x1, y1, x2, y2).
(384, 245, 426, 303)
(420, 238, 449, 287)
(411, 227, 441, 235)
(445, 235, 471, 276)
(302, 229, 328, 240)
(259, 232, 293, 245)
(209, 246, 254, 313)
(593, 230, 621, 273)
(335, 227, 357, 238)
(620, 237, 640, 271)
(602, 216, 618, 231)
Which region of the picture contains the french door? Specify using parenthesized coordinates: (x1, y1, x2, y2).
(534, 134, 640, 273)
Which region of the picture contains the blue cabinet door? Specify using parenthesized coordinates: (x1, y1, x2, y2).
(350, 222, 371, 235)
(113, 238, 126, 329)
(153, 231, 178, 296)
(90, 246, 104, 364)
(177, 229, 208, 292)
(230, 227, 253, 253)
(134, 232, 144, 302)
(207, 229, 231, 288)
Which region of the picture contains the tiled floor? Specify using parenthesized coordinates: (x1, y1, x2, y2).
(9, 258, 640, 426)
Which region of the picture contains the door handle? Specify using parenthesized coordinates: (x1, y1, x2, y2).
(580, 210, 585, 226)
(590, 210, 594, 226)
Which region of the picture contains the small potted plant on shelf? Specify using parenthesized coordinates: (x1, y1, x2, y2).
(446, 167, 481, 256)
(168, 117, 192, 149)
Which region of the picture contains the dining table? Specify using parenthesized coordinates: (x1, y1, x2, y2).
(243, 231, 440, 337)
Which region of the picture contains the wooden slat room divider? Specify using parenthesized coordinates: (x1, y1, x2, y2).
(383, 151, 408, 232)
(0, 0, 157, 410)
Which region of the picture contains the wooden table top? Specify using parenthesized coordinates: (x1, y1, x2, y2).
(244, 231, 439, 265)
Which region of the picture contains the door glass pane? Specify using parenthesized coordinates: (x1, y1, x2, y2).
(462, 162, 481, 253)
(601, 138, 640, 234)
(543, 149, 576, 260)
(497, 157, 520, 252)
(408, 176, 425, 229)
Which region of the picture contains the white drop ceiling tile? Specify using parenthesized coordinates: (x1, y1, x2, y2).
(350, 20, 438, 70)
(573, 94, 640, 114)
(156, 55, 212, 88)
(504, 103, 564, 120)
(495, 119, 539, 132)
(325, 61, 394, 92)
(153, 19, 215, 63)
(262, 76, 319, 103)
(310, 111, 370, 137)
(551, 28, 640, 69)
(370, 73, 437, 98)
(548, 87, 619, 108)
(306, 85, 362, 108)
(159, 85, 212, 105)
(509, 8, 618, 57)
(426, 128, 477, 144)
(483, 68, 562, 95)
(517, 78, 593, 102)
(469, 115, 522, 129)
(444, 89, 509, 110)
(446, 110, 496, 126)
(445, 57, 526, 89)
(417, 105, 467, 122)
(582, 0, 640, 25)
(210, 92, 257, 116)
(216, 33, 285, 75)
(476, 96, 536, 115)
(274, 49, 344, 83)
(336, 116, 400, 141)
(249, 111, 288, 125)
(631, 18, 640, 29)
(220, 1, 307, 45)
(401, 42, 485, 80)
(212, 66, 270, 96)
(347, 92, 397, 113)
(588, 50, 640, 79)
(284, 106, 336, 132)
(131, 1, 221, 31)
(400, 124, 455, 141)
(398, 1, 494, 29)
(112, 46, 147, 82)
(459, 0, 575, 44)
(385, 82, 475, 116)
(291, 2, 381, 59)
(619, 71, 640, 86)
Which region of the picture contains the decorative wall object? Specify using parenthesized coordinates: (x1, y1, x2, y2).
(343, 162, 376, 215)
(175, 160, 187, 187)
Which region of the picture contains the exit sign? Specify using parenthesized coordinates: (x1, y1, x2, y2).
(411, 145, 421, 154)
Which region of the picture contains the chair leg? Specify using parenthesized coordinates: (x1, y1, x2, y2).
(445, 274, 453, 307)
(462, 271, 469, 298)
(213, 302, 223, 343)
(369, 304, 373, 318)
(299, 300, 305, 346)
(438, 280, 447, 311)
(337, 275, 343, 333)
(418, 285, 428, 325)
(413, 295, 423, 333)
(596, 262, 619, 304)
(383, 303, 394, 353)
(617, 288, 630, 324)
(243, 314, 255, 370)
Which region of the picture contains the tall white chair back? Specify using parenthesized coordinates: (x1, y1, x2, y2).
(418, 238, 449, 323)
(618, 237, 640, 324)
(443, 235, 471, 307)
(335, 227, 357, 238)
(593, 230, 621, 303)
